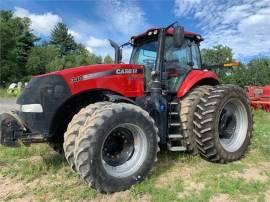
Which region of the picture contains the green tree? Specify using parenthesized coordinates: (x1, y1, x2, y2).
(201, 45, 236, 82)
(46, 47, 102, 72)
(26, 45, 59, 75)
(103, 55, 113, 64)
(223, 58, 270, 87)
(201, 44, 270, 86)
(50, 23, 77, 56)
(0, 10, 37, 86)
(246, 58, 270, 86)
(201, 45, 233, 65)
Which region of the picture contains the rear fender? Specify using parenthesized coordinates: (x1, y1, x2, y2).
(177, 70, 219, 97)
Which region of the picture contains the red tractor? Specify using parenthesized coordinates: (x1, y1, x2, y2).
(0, 23, 252, 193)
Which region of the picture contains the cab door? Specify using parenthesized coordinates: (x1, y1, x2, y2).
(162, 38, 201, 93)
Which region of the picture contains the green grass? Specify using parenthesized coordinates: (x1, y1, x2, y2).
(0, 88, 18, 98)
(0, 110, 269, 201)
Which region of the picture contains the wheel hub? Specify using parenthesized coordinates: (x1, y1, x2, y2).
(102, 128, 134, 167)
(218, 99, 248, 152)
(219, 109, 236, 139)
(101, 123, 148, 178)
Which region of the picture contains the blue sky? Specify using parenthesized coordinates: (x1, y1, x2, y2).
(1, 0, 270, 62)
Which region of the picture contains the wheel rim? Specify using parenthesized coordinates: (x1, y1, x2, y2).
(101, 123, 148, 178)
(218, 99, 248, 152)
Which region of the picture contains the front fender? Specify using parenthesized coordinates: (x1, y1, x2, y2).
(17, 75, 72, 135)
(177, 70, 219, 97)
(105, 93, 136, 104)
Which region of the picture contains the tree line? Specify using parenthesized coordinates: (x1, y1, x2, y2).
(201, 45, 270, 87)
(0, 10, 113, 87)
(0, 10, 269, 87)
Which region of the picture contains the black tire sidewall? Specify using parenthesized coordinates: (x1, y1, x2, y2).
(86, 107, 157, 192)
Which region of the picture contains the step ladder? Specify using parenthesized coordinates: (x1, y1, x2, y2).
(167, 101, 186, 151)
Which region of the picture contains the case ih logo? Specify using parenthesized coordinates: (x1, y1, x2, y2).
(116, 69, 138, 74)
(71, 69, 139, 83)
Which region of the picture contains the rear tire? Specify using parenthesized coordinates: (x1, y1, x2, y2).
(179, 85, 213, 153)
(193, 85, 252, 163)
(74, 103, 159, 193)
(63, 102, 111, 170)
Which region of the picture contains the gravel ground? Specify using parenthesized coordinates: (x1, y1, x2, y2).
(0, 98, 17, 114)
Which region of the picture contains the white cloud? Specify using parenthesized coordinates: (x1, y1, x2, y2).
(85, 36, 111, 57)
(174, 0, 202, 17)
(68, 29, 81, 41)
(67, 0, 147, 61)
(86, 36, 109, 48)
(174, 0, 270, 58)
(99, 0, 149, 37)
(14, 7, 62, 36)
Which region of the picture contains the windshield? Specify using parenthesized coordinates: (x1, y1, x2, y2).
(130, 40, 158, 90)
(130, 40, 158, 70)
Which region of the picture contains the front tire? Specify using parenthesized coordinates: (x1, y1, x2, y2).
(74, 103, 159, 193)
(63, 102, 111, 170)
(193, 85, 252, 163)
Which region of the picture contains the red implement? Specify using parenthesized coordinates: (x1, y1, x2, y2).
(246, 85, 270, 112)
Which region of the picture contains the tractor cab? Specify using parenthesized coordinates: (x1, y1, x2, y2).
(109, 23, 204, 95)
(129, 28, 203, 93)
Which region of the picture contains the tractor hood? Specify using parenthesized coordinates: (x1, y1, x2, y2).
(16, 63, 144, 134)
(35, 64, 141, 79)
(33, 63, 144, 95)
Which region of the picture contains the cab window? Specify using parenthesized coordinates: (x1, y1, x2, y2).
(191, 42, 201, 69)
(130, 40, 158, 91)
(164, 38, 191, 92)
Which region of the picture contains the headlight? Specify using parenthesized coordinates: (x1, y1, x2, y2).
(20, 104, 43, 113)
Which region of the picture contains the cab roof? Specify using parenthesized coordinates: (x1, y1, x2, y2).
(131, 27, 202, 42)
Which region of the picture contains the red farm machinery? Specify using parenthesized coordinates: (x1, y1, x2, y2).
(247, 85, 270, 112)
(0, 23, 253, 193)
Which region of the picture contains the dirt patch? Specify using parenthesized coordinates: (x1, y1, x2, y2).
(18, 155, 43, 163)
(230, 167, 268, 182)
(210, 193, 235, 202)
(155, 164, 196, 188)
(94, 190, 150, 202)
(258, 161, 270, 169)
(29, 156, 43, 162)
(0, 174, 57, 201)
(0, 175, 33, 201)
(178, 181, 205, 199)
(155, 162, 206, 198)
(265, 190, 270, 202)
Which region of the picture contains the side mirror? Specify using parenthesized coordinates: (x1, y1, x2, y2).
(173, 25, 185, 48)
